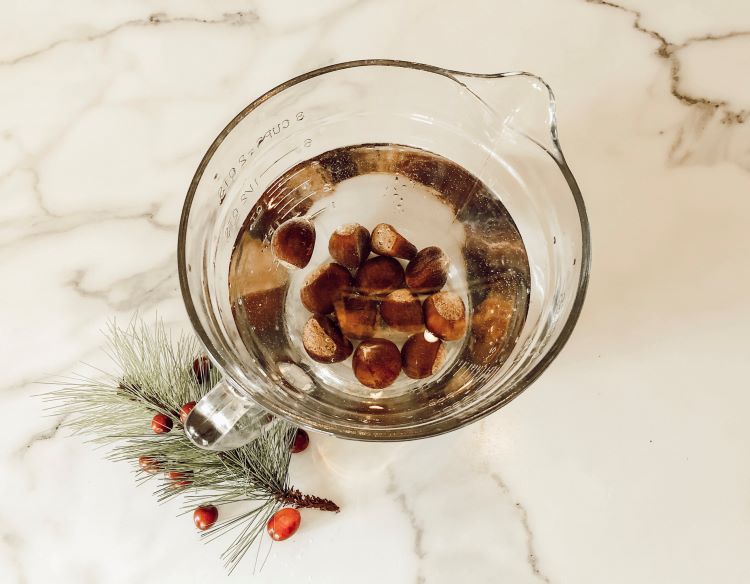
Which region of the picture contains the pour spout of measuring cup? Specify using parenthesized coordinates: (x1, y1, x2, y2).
(184, 378, 273, 451)
(452, 70, 561, 158)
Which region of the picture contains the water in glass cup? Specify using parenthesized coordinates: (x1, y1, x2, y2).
(229, 143, 530, 419)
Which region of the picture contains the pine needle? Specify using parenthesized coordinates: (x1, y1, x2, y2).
(45, 318, 338, 572)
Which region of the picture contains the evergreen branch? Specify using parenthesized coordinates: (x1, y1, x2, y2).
(276, 488, 341, 513)
(45, 318, 338, 571)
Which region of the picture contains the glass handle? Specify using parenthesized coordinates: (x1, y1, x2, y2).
(184, 379, 273, 451)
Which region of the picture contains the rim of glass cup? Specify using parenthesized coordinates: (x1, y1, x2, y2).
(177, 59, 592, 441)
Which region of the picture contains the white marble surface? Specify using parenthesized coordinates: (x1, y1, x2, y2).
(3, 0, 750, 582)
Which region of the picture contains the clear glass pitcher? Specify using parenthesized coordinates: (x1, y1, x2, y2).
(178, 59, 590, 449)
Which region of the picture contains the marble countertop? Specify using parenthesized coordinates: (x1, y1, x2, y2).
(3, 0, 750, 582)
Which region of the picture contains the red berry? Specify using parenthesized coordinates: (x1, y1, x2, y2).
(192, 356, 212, 384)
(167, 470, 192, 488)
(179, 401, 197, 424)
(193, 505, 219, 531)
(291, 429, 309, 453)
(267, 508, 301, 541)
(138, 456, 161, 474)
(151, 413, 173, 434)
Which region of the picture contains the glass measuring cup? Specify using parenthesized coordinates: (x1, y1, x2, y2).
(179, 59, 590, 449)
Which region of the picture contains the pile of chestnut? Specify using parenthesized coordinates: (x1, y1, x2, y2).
(272, 218, 466, 389)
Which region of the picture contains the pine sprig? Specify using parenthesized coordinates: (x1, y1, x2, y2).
(45, 318, 338, 572)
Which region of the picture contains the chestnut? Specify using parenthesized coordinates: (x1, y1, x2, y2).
(354, 256, 405, 295)
(300, 262, 353, 314)
(423, 292, 466, 341)
(352, 338, 401, 389)
(329, 223, 370, 270)
(302, 314, 353, 363)
(271, 217, 316, 269)
(370, 223, 417, 260)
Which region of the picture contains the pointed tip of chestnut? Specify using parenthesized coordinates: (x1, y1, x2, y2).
(329, 223, 371, 269)
(371, 223, 417, 260)
(272, 217, 316, 269)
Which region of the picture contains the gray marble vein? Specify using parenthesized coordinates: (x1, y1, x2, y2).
(14, 416, 67, 459)
(386, 467, 426, 584)
(586, 0, 750, 120)
(0, 206, 174, 249)
(0, 11, 260, 67)
(586, 0, 750, 117)
(2, 1, 750, 582)
(0, 83, 114, 228)
(585, 0, 750, 171)
(488, 472, 551, 584)
(65, 255, 176, 311)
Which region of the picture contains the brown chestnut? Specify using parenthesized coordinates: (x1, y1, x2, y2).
(405, 246, 449, 293)
(354, 256, 405, 295)
(300, 262, 353, 314)
(302, 314, 353, 363)
(470, 290, 516, 365)
(401, 332, 446, 379)
(352, 338, 401, 389)
(334, 292, 379, 339)
(380, 289, 424, 333)
(423, 292, 466, 341)
(271, 218, 315, 269)
(370, 223, 417, 260)
(328, 223, 370, 270)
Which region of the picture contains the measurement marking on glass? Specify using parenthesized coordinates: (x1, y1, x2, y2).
(277, 190, 319, 222)
(274, 180, 314, 217)
(260, 147, 299, 178)
(264, 170, 312, 210)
